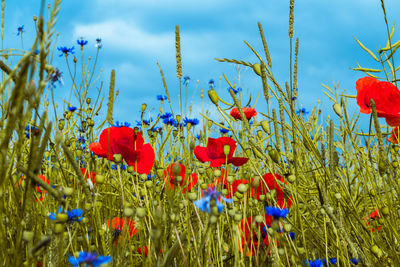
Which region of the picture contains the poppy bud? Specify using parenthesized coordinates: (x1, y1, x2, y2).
(124, 207, 134, 217)
(63, 187, 74, 196)
(136, 207, 146, 219)
(260, 120, 270, 134)
(283, 223, 292, 232)
(95, 175, 105, 184)
(227, 175, 235, 184)
(233, 213, 242, 222)
(237, 184, 247, 193)
(22, 231, 34, 242)
(86, 98, 91, 104)
(141, 103, 147, 112)
(207, 120, 213, 128)
(252, 63, 261, 76)
(382, 206, 390, 216)
(332, 103, 342, 117)
(73, 56, 77, 63)
(371, 245, 382, 257)
(255, 215, 263, 224)
(213, 169, 221, 177)
(208, 89, 219, 105)
(271, 220, 280, 230)
(287, 174, 296, 183)
(188, 192, 197, 201)
(54, 223, 64, 234)
(172, 130, 178, 138)
(145, 180, 153, 188)
(56, 213, 68, 223)
(88, 119, 95, 127)
(113, 154, 122, 163)
(58, 123, 64, 130)
(200, 183, 207, 190)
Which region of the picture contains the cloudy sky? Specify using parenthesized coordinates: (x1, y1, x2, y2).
(5, 0, 400, 133)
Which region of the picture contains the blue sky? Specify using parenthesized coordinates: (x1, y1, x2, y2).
(5, 0, 400, 133)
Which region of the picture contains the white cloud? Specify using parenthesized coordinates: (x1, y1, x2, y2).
(73, 20, 174, 57)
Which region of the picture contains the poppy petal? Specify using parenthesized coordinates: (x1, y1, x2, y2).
(194, 146, 211, 163)
(89, 142, 107, 158)
(228, 157, 249, 167)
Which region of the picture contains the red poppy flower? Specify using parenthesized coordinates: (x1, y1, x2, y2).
(257, 173, 292, 208)
(137, 246, 148, 256)
(362, 208, 382, 232)
(225, 179, 254, 199)
(80, 168, 96, 185)
(106, 217, 137, 245)
(194, 137, 248, 167)
(239, 215, 272, 256)
(356, 77, 400, 126)
(163, 163, 198, 193)
(230, 107, 257, 120)
(17, 174, 50, 202)
(389, 127, 400, 144)
(89, 127, 155, 174)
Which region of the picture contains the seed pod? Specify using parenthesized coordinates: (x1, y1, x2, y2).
(260, 120, 271, 134)
(210, 215, 218, 224)
(228, 209, 235, 217)
(156, 168, 164, 178)
(86, 98, 91, 104)
(145, 181, 153, 188)
(208, 89, 219, 105)
(332, 103, 342, 117)
(269, 149, 280, 163)
(283, 223, 292, 232)
(252, 63, 261, 76)
(200, 183, 207, 190)
(287, 174, 296, 183)
(235, 192, 243, 199)
(371, 245, 382, 257)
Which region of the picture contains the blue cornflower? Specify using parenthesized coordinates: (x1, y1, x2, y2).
(289, 232, 295, 240)
(95, 38, 102, 49)
(160, 112, 172, 119)
(183, 76, 190, 85)
(49, 207, 84, 223)
(152, 126, 161, 132)
(195, 134, 203, 140)
(265, 206, 289, 218)
(67, 209, 84, 222)
(220, 127, 230, 134)
(136, 118, 153, 126)
(228, 87, 241, 94)
(183, 117, 199, 126)
(321, 258, 337, 265)
(163, 117, 176, 126)
(49, 68, 63, 88)
(157, 95, 168, 101)
(110, 164, 117, 170)
(174, 121, 186, 128)
(17, 25, 24, 35)
(307, 259, 324, 267)
(78, 136, 86, 144)
(292, 96, 297, 100)
(350, 258, 358, 265)
(68, 251, 112, 267)
(57, 46, 75, 57)
(68, 106, 77, 112)
(25, 125, 39, 138)
(113, 121, 131, 127)
(209, 79, 215, 88)
(77, 38, 88, 48)
(194, 187, 232, 214)
(296, 108, 309, 116)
